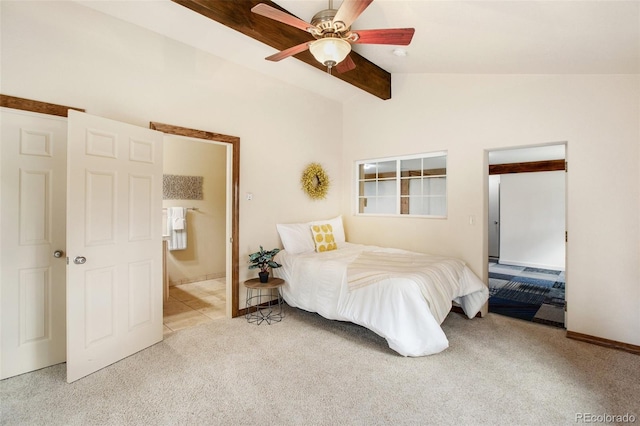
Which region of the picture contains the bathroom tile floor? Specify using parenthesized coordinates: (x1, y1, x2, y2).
(163, 279, 226, 336)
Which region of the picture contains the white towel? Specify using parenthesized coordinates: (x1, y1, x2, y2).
(172, 207, 185, 230)
(167, 207, 187, 251)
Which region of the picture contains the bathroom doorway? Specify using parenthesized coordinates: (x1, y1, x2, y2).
(151, 122, 240, 334)
(162, 136, 227, 334)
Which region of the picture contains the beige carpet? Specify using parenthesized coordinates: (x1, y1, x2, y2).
(1, 308, 638, 425)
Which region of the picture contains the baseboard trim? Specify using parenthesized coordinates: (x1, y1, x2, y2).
(497, 259, 565, 272)
(566, 331, 640, 356)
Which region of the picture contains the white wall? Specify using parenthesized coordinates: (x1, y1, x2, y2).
(342, 74, 640, 346)
(0, 2, 344, 308)
(499, 171, 566, 270)
(163, 136, 227, 285)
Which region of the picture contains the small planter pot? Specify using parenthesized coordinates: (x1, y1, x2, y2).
(258, 271, 269, 283)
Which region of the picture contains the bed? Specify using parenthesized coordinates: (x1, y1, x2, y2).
(273, 216, 489, 357)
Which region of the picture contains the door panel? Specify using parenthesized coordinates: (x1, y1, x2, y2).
(86, 170, 116, 245)
(0, 108, 67, 379)
(66, 110, 163, 383)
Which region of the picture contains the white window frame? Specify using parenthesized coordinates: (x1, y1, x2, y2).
(354, 151, 447, 218)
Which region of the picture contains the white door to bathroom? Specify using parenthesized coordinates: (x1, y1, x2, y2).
(0, 108, 68, 379)
(66, 110, 164, 382)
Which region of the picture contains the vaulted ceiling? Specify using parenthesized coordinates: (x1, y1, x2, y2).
(173, 0, 393, 100)
(78, 0, 640, 102)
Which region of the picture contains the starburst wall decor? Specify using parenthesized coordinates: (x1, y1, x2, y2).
(163, 174, 203, 200)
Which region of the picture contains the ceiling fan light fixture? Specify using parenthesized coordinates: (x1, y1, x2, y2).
(309, 38, 351, 68)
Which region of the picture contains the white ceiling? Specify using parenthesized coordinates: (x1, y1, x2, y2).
(79, 0, 639, 102)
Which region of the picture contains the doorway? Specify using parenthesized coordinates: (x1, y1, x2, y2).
(150, 122, 240, 321)
(161, 135, 228, 334)
(487, 144, 567, 328)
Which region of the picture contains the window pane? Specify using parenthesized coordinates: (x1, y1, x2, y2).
(424, 155, 446, 175)
(413, 197, 428, 215)
(427, 196, 447, 216)
(425, 177, 446, 196)
(376, 161, 396, 178)
(359, 163, 376, 180)
(363, 181, 377, 196)
(375, 197, 396, 214)
(407, 177, 422, 195)
(358, 197, 370, 214)
(377, 180, 397, 197)
(360, 196, 396, 214)
(356, 153, 446, 217)
(400, 158, 421, 177)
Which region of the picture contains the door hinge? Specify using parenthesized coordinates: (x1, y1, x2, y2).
(565, 161, 568, 172)
(565, 231, 568, 242)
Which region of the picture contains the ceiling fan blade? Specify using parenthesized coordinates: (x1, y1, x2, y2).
(251, 3, 315, 33)
(333, 0, 373, 29)
(335, 54, 356, 73)
(265, 42, 312, 62)
(352, 28, 416, 45)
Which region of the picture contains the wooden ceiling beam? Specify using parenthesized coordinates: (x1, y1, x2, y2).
(489, 159, 566, 175)
(172, 0, 392, 100)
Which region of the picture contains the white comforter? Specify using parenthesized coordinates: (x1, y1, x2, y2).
(274, 243, 488, 357)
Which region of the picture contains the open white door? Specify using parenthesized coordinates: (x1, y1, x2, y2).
(0, 108, 67, 379)
(66, 110, 163, 383)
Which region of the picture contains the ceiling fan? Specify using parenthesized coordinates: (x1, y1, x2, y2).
(251, 0, 415, 74)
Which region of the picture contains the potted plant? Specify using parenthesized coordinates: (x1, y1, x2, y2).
(248, 246, 282, 283)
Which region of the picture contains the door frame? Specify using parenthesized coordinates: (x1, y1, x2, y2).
(488, 175, 500, 260)
(0, 94, 84, 118)
(149, 122, 240, 318)
(485, 143, 568, 324)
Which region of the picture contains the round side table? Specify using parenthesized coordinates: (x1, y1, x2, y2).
(244, 277, 285, 325)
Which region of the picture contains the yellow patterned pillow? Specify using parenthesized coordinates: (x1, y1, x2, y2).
(310, 223, 337, 252)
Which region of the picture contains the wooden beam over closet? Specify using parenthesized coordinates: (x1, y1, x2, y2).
(489, 159, 566, 175)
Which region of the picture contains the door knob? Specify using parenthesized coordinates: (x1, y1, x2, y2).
(53, 250, 64, 258)
(73, 256, 87, 265)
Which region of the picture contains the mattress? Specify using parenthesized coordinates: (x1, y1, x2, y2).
(274, 243, 488, 356)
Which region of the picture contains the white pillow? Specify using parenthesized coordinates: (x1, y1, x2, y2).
(276, 223, 315, 254)
(309, 215, 345, 244)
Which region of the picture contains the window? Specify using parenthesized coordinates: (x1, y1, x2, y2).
(356, 152, 447, 217)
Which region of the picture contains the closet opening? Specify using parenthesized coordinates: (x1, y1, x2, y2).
(486, 143, 567, 328)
